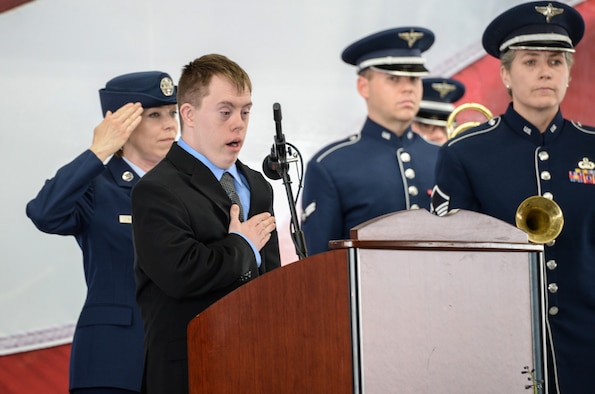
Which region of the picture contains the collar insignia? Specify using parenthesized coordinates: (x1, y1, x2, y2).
(431, 82, 456, 98)
(535, 3, 564, 23)
(578, 157, 595, 170)
(121, 171, 134, 182)
(398, 29, 424, 48)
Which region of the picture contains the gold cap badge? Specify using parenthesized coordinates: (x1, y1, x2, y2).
(535, 3, 564, 23)
(398, 29, 424, 48)
(431, 82, 456, 99)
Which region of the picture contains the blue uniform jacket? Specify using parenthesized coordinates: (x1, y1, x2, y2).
(431, 104, 595, 394)
(26, 150, 144, 392)
(302, 117, 440, 255)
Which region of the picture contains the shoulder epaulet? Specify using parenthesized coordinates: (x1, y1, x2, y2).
(446, 117, 501, 147)
(315, 133, 361, 163)
(571, 120, 595, 135)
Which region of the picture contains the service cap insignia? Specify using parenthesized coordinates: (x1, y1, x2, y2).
(160, 77, 175, 97)
(398, 29, 424, 48)
(535, 3, 564, 23)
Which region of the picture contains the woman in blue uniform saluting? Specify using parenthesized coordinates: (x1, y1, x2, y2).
(26, 71, 178, 394)
(431, 2, 595, 393)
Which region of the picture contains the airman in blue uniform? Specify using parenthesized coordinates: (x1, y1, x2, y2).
(26, 71, 178, 393)
(301, 27, 440, 255)
(412, 77, 465, 144)
(430, 2, 594, 393)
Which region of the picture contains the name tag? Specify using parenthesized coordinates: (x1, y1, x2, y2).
(119, 215, 132, 224)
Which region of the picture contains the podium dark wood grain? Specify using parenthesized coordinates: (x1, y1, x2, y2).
(187, 249, 353, 393)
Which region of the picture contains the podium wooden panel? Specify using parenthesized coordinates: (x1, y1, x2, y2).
(188, 209, 546, 393)
(187, 249, 354, 393)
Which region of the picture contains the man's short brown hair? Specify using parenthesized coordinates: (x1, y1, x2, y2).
(177, 54, 252, 109)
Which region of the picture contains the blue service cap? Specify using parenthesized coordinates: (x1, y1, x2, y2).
(99, 71, 177, 116)
(415, 77, 465, 126)
(482, 1, 584, 58)
(341, 27, 434, 76)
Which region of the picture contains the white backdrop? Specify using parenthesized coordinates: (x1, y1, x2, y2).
(0, 0, 577, 354)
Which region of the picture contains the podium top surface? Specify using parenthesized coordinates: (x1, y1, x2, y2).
(329, 209, 542, 252)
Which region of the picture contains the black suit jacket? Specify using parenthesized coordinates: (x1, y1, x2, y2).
(131, 143, 281, 394)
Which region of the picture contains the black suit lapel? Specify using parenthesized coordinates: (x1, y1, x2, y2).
(166, 143, 234, 220)
(236, 160, 272, 217)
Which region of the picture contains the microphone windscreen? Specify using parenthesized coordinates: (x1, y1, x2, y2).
(262, 156, 282, 180)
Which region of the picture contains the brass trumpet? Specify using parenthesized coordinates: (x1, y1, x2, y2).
(515, 196, 564, 244)
(446, 102, 493, 139)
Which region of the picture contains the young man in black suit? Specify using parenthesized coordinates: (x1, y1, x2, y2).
(131, 54, 281, 394)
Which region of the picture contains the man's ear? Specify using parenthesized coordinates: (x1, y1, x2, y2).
(179, 103, 194, 126)
(357, 74, 370, 99)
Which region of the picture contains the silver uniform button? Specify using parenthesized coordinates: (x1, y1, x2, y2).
(548, 306, 559, 316)
(546, 260, 557, 270)
(122, 171, 134, 182)
(404, 168, 416, 179)
(410, 204, 420, 209)
(400, 152, 411, 162)
(408, 186, 419, 196)
(542, 192, 554, 200)
(538, 151, 550, 161)
(548, 283, 559, 293)
(546, 239, 556, 247)
(540, 171, 551, 181)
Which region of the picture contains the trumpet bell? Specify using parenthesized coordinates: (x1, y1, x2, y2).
(446, 103, 493, 139)
(515, 196, 564, 244)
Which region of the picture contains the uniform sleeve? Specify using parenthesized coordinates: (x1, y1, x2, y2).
(26, 150, 104, 235)
(431, 144, 480, 216)
(301, 159, 344, 255)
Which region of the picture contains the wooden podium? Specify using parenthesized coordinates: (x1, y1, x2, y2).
(187, 209, 546, 393)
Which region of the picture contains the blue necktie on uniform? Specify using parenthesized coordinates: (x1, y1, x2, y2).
(220, 172, 245, 222)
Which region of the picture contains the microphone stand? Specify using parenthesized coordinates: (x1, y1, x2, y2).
(278, 149, 308, 260)
(271, 103, 308, 260)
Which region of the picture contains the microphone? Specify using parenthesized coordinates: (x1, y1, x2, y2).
(262, 147, 281, 180)
(262, 103, 287, 180)
(261, 103, 309, 259)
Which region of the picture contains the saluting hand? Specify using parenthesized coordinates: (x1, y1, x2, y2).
(90, 102, 143, 162)
(228, 205, 276, 251)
